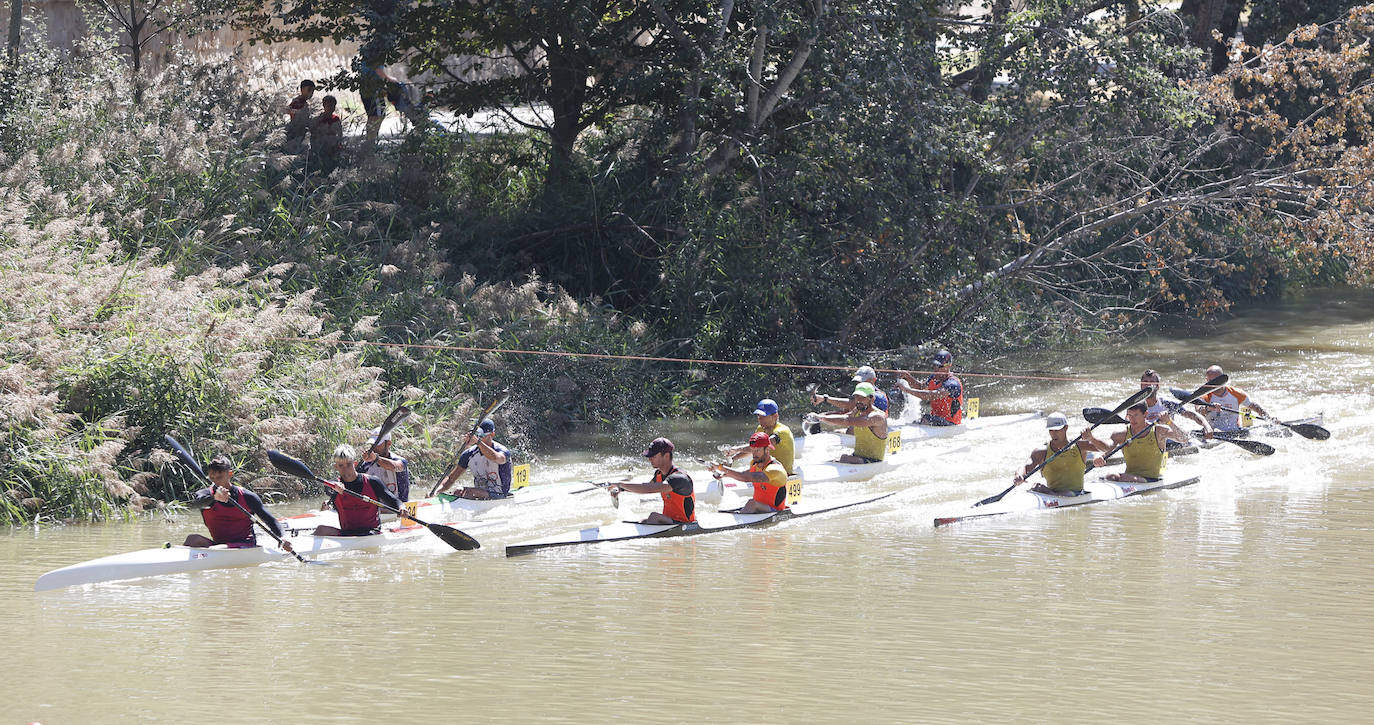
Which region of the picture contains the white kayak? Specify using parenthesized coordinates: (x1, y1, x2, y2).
(690, 447, 932, 505)
(34, 519, 492, 591)
(795, 410, 1044, 457)
(932, 468, 1202, 527)
(506, 490, 896, 556)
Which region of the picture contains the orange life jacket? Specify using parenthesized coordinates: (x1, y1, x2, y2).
(656, 466, 695, 523)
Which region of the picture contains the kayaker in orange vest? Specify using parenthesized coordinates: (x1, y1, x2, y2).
(896, 349, 964, 426)
(610, 437, 696, 524)
(711, 431, 792, 513)
(184, 455, 292, 550)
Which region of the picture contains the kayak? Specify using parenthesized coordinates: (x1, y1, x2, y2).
(279, 485, 583, 533)
(34, 520, 491, 591)
(506, 490, 896, 557)
(795, 410, 1044, 457)
(690, 446, 937, 505)
(932, 469, 1202, 527)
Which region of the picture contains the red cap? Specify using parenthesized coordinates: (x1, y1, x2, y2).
(748, 432, 775, 449)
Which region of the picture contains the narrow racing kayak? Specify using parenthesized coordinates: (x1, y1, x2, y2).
(932, 468, 1202, 527)
(795, 410, 1044, 457)
(506, 490, 896, 556)
(34, 520, 493, 591)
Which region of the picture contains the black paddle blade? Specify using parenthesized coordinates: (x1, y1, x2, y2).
(1082, 408, 1126, 425)
(267, 449, 319, 481)
(1222, 436, 1275, 456)
(164, 434, 210, 482)
(1285, 422, 1331, 441)
(1114, 387, 1152, 414)
(974, 483, 1017, 507)
(375, 405, 413, 444)
(1177, 374, 1228, 406)
(427, 522, 481, 551)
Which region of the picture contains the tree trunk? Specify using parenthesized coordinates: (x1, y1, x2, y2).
(7, 0, 20, 63)
(545, 40, 588, 184)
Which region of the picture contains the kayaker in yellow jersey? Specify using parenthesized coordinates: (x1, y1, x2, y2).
(814, 383, 889, 464)
(1083, 402, 1189, 483)
(712, 431, 793, 513)
(1011, 412, 1097, 494)
(722, 398, 795, 475)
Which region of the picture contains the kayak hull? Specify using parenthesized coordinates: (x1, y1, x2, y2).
(34, 523, 442, 591)
(795, 411, 1044, 456)
(934, 470, 1202, 526)
(506, 491, 896, 556)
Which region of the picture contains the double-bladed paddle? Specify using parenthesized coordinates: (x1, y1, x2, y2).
(972, 387, 1151, 507)
(1079, 410, 1275, 456)
(428, 389, 512, 497)
(1168, 386, 1330, 440)
(163, 434, 318, 565)
(365, 404, 413, 457)
(268, 449, 481, 551)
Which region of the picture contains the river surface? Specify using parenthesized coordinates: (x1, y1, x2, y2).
(5, 291, 1374, 724)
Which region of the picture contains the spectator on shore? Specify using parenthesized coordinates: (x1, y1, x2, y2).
(310, 94, 343, 160)
(283, 79, 315, 152)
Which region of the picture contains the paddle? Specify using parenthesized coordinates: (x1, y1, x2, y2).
(163, 435, 316, 565)
(973, 387, 1151, 507)
(1168, 386, 1329, 440)
(268, 449, 481, 551)
(427, 389, 512, 497)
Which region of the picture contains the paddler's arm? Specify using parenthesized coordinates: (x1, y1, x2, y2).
(1156, 416, 1190, 446)
(474, 438, 508, 464)
(712, 464, 767, 483)
(816, 411, 874, 428)
(1012, 448, 1047, 484)
(1171, 404, 1213, 438)
(1078, 427, 1113, 453)
(1236, 389, 1269, 418)
(811, 392, 855, 411)
(348, 475, 402, 510)
(243, 489, 292, 551)
(362, 450, 406, 472)
(615, 480, 671, 495)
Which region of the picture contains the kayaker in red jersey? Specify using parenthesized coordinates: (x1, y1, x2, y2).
(184, 455, 292, 551)
(312, 444, 401, 537)
(610, 437, 696, 524)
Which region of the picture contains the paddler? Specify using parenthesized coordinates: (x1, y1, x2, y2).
(813, 383, 889, 464)
(722, 398, 796, 475)
(433, 418, 514, 500)
(812, 365, 890, 413)
(609, 437, 696, 524)
(1083, 402, 1189, 483)
(1139, 369, 1212, 439)
(1011, 413, 1096, 494)
(1190, 365, 1270, 433)
(311, 444, 401, 536)
(183, 455, 292, 551)
(356, 426, 411, 502)
(896, 349, 964, 426)
(712, 431, 793, 513)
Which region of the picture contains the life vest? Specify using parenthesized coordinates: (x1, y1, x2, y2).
(750, 458, 791, 511)
(655, 466, 695, 523)
(200, 487, 255, 544)
(1200, 386, 1248, 431)
(1039, 441, 1086, 493)
(1122, 425, 1167, 479)
(757, 423, 796, 476)
(926, 375, 964, 424)
(334, 476, 383, 532)
(852, 421, 888, 461)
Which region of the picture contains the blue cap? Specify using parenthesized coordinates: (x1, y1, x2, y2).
(930, 350, 953, 366)
(753, 399, 779, 416)
(477, 419, 496, 434)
